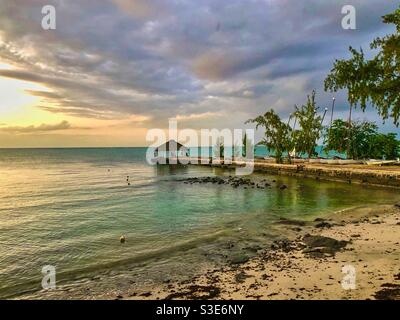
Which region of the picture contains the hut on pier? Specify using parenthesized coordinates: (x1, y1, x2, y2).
(153, 140, 189, 164)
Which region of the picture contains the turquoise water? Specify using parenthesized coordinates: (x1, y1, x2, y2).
(185, 145, 344, 159)
(0, 148, 397, 299)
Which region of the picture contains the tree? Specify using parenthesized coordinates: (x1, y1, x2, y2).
(247, 109, 292, 164)
(368, 133, 400, 160)
(324, 7, 400, 126)
(213, 137, 225, 159)
(241, 133, 254, 158)
(294, 91, 323, 159)
(325, 119, 377, 159)
(324, 119, 399, 160)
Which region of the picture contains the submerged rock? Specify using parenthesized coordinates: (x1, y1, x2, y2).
(230, 254, 251, 265)
(277, 218, 307, 226)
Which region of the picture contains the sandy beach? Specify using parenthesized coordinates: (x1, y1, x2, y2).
(131, 202, 400, 300)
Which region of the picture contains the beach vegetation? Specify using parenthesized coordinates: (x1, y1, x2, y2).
(324, 6, 400, 126)
(213, 137, 225, 159)
(247, 109, 292, 164)
(294, 90, 324, 159)
(242, 133, 254, 158)
(324, 119, 400, 160)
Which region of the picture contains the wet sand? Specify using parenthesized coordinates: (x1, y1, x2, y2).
(132, 203, 400, 300)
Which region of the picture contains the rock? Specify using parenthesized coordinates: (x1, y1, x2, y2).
(314, 218, 325, 222)
(374, 283, 400, 300)
(140, 292, 152, 297)
(303, 234, 347, 249)
(271, 239, 298, 252)
(243, 245, 262, 253)
(315, 222, 333, 229)
(279, 184, 288, 190)
(291, 227, 302, 232)
(235, 271, 251, 283)
(230, 254, 250, 265)
(165, 285, 220, 300)
(302, 234, 348, 257)
(277, 218, 306, 226)
(120, 235, 126, 243)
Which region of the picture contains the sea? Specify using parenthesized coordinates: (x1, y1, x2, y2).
(0, 147, 397, 299)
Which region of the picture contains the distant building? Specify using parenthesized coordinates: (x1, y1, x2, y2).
(154, 140, 189, 163)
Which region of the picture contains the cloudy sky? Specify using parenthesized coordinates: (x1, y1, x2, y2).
(0, 0, 398, 147)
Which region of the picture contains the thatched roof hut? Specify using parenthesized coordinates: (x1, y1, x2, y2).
(154, 140, 189, 159)
(155, 140, 188, 153)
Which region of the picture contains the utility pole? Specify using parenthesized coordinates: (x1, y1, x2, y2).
(330, 97, 336, 128)
(321, 107, 328, 125)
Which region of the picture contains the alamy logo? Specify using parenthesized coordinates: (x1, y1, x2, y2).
(41, 265, 56, 290)
(341, 265, 356, 290)
(341, 5, 356, 30)
(41, 5, 56, 30)
(146, 119, 255, 175)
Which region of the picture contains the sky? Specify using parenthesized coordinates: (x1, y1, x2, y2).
(0, 0, 399, 147)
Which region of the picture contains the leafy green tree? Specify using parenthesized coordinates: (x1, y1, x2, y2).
(324, 7, 400, 126)
(241, 133, 254, 158)
(325, 119, 378, 159)
(294, 91, 323, 159)
(368, 133, 400, 160)
(213, 137, 225, 159)
(247, 109, 292, 164)
(324, 119, 400, 160)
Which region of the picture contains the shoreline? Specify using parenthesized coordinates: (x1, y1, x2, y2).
(180, 158, 400, 189)
(11, 174, 400, 300)
(130, 202, 400, 300)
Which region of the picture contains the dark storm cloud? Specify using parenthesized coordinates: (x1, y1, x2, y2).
(0, 0, 399, 130)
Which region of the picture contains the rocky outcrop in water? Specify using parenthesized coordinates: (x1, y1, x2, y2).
(181, 176, 280, 190)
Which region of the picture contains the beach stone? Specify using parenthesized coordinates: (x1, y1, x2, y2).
(165, 285, 220, 300)
(243, 245, 262, 253)
(302, 234, 348, 257)
(140, 292, 152, 297)
(230, 254, 250, 265)
(277, 218, 306, 226)
(271, 239, 299, 252)
(291, 227, 302, 232)
(315, 221, 333, 229)
(235, 271, 251, 283)
(374, 283, 400, 300)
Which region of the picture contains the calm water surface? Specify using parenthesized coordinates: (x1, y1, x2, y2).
(0, 148, 398, 298)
